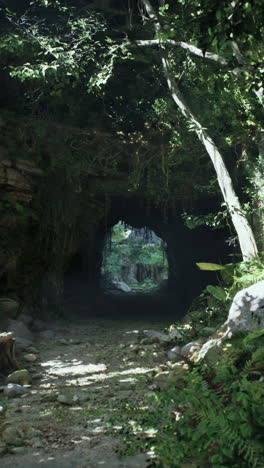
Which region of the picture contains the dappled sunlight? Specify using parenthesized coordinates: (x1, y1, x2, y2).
(124, 329, 140, 335)
(40, 357, 107, 377)
(65, 365, 153, 387)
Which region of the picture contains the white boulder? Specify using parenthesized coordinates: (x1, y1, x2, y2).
(193, 280, 264, 363)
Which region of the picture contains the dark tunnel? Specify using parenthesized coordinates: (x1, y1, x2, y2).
(63, 197, 234, 320)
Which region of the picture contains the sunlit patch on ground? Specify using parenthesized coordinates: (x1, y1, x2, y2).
(40, 358, 107, 376)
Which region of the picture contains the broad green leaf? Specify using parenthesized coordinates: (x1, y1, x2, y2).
(206, 285, 227, 302)
(196, 262, 225, 271)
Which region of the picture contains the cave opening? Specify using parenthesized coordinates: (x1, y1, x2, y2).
(63, 196, 233, 320)
(101, 221, 168, 293)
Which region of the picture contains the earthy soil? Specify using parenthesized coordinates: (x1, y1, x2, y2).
(0, 315, 173, 468)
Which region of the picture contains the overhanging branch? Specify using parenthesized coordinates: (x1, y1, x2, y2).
(135, 39, 229, 66)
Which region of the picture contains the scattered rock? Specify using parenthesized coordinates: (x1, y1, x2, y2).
(57, 394, 72, 405)
(148, 383, 160, 391)
(168, 329, 183, 340)
(57, 338, 68, 345)
(31, 373, 43, 380)
(3, 383, 29, 398)
(153, 365, 189, 390)
(9, 446, 28, 455)
(167, 346, 181, 361)
(144, 330, 171, 343)
(144, 329, 183, 345)
(227, 280, 264, 331)
(112, 281, 131, 292)
(69, 338, 81, 345)
(181, 341, 202, 359)
(7, 319, 33, 350)
(23, 353, 37, 363)
(6, 369, 31, 385)
(193, 280, 264, 364)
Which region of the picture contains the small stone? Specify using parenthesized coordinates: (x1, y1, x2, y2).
(75, 393, 90, 403)
(148, 384, 160, 391)
(69, 339, 81, 345)
(31, 373, 43, 380)
(23, 353, 37, 363)
(181, 342, 202, 359)
(57, 338, 68, 345)
(9, 446, 28, 454)
(4, 384, 29, 398)
(168, 329, 183, 340)
(167, 346, 181, 361)
(7, 319, 33, 350)
(57, 394, 71, 405)
(0, 405, 5, 413)
(6, 369, 31, 386)
(144, 330, 171, 344)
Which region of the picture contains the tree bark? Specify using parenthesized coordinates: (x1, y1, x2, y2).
(0, 332, 18, 374)
(141, 0, 258, 261)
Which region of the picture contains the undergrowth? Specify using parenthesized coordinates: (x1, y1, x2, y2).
(179, 257, 264, 340)
(108, 260, 264, 467)
(111, 331, 264, 467)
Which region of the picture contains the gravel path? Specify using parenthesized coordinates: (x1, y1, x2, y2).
(0, 317, 172, 467)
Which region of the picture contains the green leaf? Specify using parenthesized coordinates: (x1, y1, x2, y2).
(196, 262, 225, 271)
(206, 285, 227, 302)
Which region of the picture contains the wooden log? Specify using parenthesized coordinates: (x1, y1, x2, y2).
(0, 332, 18, 374)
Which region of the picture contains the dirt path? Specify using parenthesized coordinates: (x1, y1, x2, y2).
(0, 317, 172, 467)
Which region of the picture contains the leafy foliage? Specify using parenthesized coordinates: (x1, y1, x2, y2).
(111, 331, 264, 467)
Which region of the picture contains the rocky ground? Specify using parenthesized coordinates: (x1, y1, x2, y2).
(0, 314, 182, 468)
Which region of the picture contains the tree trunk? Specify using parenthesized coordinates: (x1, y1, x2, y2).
(253, 130, 264, 251)
(141, 0, 258, 261)
(0, 332, 18, 375)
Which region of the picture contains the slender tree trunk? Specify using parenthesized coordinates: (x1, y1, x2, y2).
(141, 0, 258, 261)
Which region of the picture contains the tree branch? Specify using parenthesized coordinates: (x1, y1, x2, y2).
(140, 0, 258, 260)
(135, 39, 229, 66)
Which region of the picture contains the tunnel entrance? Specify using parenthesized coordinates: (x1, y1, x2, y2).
(101, 222, 168, 293)
(63, 196, 233, 319)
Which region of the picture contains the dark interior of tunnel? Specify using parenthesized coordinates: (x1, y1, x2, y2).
(63, 196, 235, 320)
